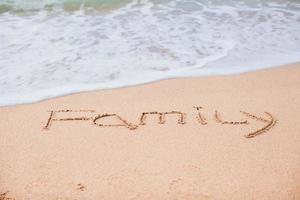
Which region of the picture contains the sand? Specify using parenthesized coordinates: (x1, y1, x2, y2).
(0, 63, 300, 200)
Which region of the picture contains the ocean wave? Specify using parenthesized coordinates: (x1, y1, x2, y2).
(0, 0, 300, 106)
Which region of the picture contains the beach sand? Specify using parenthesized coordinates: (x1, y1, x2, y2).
(0, 63, 300, 200)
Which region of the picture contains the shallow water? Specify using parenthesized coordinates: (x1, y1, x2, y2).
(0, 0, 300, 106)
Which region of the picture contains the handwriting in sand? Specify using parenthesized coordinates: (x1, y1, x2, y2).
(43, 106, 277, 138)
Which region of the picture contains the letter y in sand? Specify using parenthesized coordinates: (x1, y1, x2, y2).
(241, 111, 277, 138)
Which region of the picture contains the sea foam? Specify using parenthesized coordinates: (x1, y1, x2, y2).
(0, 0, 300, 106)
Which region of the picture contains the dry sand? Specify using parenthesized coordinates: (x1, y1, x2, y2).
(0, 63, 300, 200)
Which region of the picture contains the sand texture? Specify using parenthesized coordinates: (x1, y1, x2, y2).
(0, 64, 300, 200)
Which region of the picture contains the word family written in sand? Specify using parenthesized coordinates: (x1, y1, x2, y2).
(43, 106, 277, 139)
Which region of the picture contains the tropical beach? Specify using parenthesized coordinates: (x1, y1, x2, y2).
(0, 0, 300, 199)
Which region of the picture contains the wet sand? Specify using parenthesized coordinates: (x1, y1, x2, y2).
(0, 63, 300, 200)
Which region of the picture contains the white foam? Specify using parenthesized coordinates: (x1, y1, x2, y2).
(0, 0, 300, 106)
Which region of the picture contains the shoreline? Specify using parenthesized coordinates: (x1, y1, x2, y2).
(1, 62, 300, 108)
(0, 63, 300, 199)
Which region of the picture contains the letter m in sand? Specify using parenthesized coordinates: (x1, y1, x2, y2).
(139, 111, 186, 125)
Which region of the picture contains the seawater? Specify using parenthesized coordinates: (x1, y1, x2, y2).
(0, 0, 300, 106)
